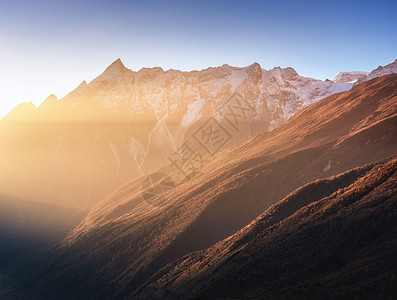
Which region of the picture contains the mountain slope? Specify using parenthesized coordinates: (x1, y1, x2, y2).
(17, 74, 397, 299)
(135, 156, 397, 299)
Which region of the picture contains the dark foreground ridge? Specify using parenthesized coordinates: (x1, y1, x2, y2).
(135, 156, 397, 299)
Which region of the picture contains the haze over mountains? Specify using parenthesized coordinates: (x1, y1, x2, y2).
(0, 56, 396, 299)
(0, 59, 355, 210)
(11, 72, 396, 299)
(1, 0, 396, 297)
(0, 60, 376, 244)
(1, 59, 396, 214)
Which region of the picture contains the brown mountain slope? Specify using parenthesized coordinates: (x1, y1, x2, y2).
(135, 156, 397, 299)
(17, 75, 397, 299)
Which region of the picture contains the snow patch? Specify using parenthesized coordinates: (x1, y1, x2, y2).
(181, 98, 205, 127)
(323, 160, 332, 172)
(229, 69, 249, 92)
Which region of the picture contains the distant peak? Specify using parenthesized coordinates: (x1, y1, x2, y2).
(249, 62, 261, 68)
(104, 58, 128, 73)
(72, 80, 88, 93)
(269, 66, 298, 80)
(333, 71, 369, 83)
(282, 67, 298, 80)
(38, 94, 57, 110)
(89, 58, 130, 84)
(246, 62, 262, 71)
(21, 101, 36, 109)
(77, 80, 88, 88)
(3, 101, 37, 121)
(246, 62, 262, 78)
(112, 58, 124, 66)
(138, 66, 164, 73)
(45, 94, 57, 101)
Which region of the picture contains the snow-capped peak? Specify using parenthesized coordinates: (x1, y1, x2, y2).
(333, 71, 369, 83)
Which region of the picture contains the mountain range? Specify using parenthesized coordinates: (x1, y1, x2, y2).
(1, 59, 396, 216)
(12, 73, 397, 299)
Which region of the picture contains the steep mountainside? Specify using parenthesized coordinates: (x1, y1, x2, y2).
(0, 60, 355, 210)
(17, 74, 397, 299)
(135, 156, 397, 299)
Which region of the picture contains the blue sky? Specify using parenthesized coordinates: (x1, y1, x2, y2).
(0, 0, 396, 117)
